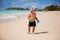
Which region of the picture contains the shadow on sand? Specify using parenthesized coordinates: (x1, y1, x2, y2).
(35, 31, 49, 34)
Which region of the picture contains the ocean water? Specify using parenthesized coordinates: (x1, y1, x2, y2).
(0, 10, 40, 21)
(0, 10, 30, 20)
(0, 10, 29, 14)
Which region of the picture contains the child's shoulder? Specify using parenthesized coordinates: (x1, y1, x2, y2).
(28, 13, 32, 15)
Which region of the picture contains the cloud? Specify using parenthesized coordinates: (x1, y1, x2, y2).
(19, 0, 28, 2)
(21, 3, 48, 9)
(18, 0, 33, 2)
(12, 2, 15, 4)
(23, 3, 52, 9)
(14, 5, 19, 7)
(11, 2, 20, 7)
(19, 0, 25, 1)
(12, 5, 20, 7)
(39, 5, 47, 9)
(11, 2, 15, 6)
(10, 1, 51, 9)
(22, 3, 39, 8)
(39, 4, 51, 9)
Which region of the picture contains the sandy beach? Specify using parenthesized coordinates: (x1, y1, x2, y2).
(0, 11, 60, 40)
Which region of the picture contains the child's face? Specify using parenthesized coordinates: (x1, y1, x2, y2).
(31, 9, 37, 13)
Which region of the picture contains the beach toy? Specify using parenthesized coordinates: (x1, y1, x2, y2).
(29, 19, 33, 22)
(37, 19, 40, 23)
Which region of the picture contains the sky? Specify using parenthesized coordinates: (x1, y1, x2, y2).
(0, 0, 60, 9)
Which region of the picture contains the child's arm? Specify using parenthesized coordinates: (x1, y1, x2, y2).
(36, 17, 40, 23)
(35, 14, 38, 20)
(36, 17, 38, 20)
(27, 14, 30, 20)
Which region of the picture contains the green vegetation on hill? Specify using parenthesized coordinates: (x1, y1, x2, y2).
(6, 8, 29, 10)
(44, 4, 60, 11)
(6, 8, 43, 11)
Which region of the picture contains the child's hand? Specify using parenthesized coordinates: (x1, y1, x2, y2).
(37, 19, 40, 23)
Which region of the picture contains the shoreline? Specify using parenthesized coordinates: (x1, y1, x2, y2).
(0, 11, 60, 22)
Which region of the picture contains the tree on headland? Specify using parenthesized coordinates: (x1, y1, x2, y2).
(44, 4, 60, 11)
(6, 8, 29, 10)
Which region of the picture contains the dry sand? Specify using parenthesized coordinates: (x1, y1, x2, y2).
(0, 11, 60, 40)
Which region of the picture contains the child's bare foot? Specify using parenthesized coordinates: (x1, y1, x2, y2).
(28, 32, 30, 34)
(32, 32, 35, 34)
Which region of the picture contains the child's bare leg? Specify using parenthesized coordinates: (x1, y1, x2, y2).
(32, 27, 35, 34)
(28, 26, 31, 34)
